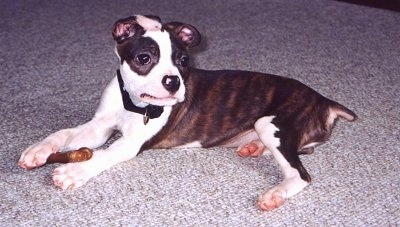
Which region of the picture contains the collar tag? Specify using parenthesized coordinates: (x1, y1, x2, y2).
(116, 70, 164, 125)
(143, 110, 149, 125)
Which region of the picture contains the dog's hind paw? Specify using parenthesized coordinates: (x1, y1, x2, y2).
(257, 188, 285, 211)
(237, 140, 266, 157)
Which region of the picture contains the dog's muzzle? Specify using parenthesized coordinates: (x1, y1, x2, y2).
(162, 75, 180, 93)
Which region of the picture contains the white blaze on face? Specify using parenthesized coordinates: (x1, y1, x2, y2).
(142, 29, 186, 105)
(136, 15, 162, 31)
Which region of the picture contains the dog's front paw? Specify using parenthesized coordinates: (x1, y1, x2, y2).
(52, 162, 99, 190)
(18, 142, 58, 170)
(257, 187, 285, 211)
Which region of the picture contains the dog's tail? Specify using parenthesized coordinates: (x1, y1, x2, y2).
(330, 101, 358, 122)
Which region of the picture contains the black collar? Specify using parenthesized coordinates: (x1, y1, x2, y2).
(116, 69, 164, 124)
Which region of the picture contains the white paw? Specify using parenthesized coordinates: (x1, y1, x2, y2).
(52, 162, 97, 190)
(257, 187, 285, 211)
(18, 142, 58, 170)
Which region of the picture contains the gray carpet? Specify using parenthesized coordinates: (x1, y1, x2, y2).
(1, 0, 399, 226)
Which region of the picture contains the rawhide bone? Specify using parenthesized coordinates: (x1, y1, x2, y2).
(46, 147, 93, 164)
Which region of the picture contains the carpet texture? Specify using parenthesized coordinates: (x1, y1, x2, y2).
(1, 0, 399, 226)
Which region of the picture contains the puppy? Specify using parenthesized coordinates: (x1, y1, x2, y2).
(19, 15, 357, 211)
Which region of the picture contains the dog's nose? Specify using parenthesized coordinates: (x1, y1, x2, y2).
(162, 75, 180, 93)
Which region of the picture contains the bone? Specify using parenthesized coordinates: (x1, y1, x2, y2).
(46, 147, 93, 164)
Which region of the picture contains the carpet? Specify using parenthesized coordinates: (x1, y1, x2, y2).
(1, 0, 399, 225)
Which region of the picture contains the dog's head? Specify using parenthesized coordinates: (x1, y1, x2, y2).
(112, 15, 201, 107)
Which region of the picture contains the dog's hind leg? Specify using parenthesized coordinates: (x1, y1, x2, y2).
(254, 116, 310, 211)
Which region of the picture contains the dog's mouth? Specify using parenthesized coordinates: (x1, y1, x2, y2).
(140, 93, 179, 106)
(140, 93, 160, 99)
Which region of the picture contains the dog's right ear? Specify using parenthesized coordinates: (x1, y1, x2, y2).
(112, 16, 144, 43)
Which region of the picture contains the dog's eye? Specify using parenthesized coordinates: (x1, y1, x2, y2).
(180, 56, 189, 67)
(137, 54, 151, 65)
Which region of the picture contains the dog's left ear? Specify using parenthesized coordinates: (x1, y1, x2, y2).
(163, 22, 201, 48)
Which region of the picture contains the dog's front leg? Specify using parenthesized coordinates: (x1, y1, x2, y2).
(18, 116, 115, 170)
(52, 137, 140, 190)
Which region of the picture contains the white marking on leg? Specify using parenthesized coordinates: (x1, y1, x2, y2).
(254, 116, 280, 147)
(254, 116, 309, 211)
